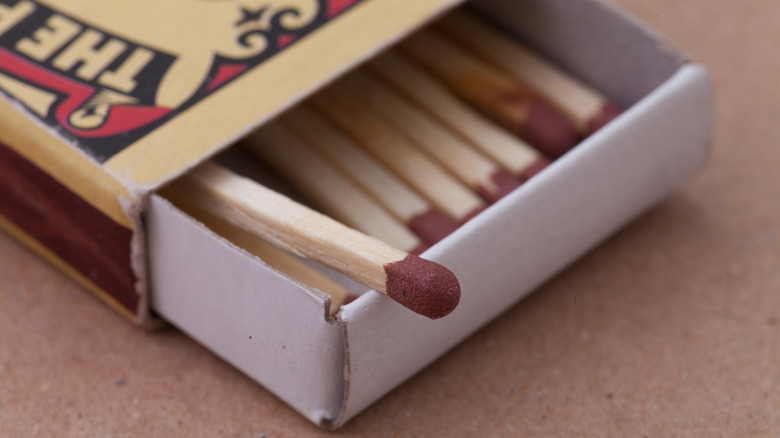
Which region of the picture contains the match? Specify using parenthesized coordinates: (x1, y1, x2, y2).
(332, 69, 522, 203)
(171, 162, 461, 319)
(281, 106, 459, 245)
(398, 29, 578, 158)
(436, 10, 622, 136)
(367, 51, 550, 181)
(243, 121, 429, 256)
(308, 90, 488, 224)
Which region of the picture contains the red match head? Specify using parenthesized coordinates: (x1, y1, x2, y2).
(384, 255, 461, 319)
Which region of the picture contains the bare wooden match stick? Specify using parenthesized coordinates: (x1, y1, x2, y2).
(172, 162, 461, 319)
(398, 29, 578, 158)
(281, 106, 459, 245)
(308, 91, 488, 224)
(332, 69, 521, 203)
(242, 121, 428, 255)
(161, 185, 350, 315)
(436, 10, 622, 136)
(367, 51, 550, 181)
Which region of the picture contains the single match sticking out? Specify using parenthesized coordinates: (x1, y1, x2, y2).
(173, 162, 461, 319)
(368, 51, 550, 181)
(281, 106, 459, 245)
(436, 10, 622, 136)
(161, 185, 350, 315)
(308, 90, 488, 224)
(332, 70, 521, 203)
(398, 29, 578, 158)
(243, 121, 428, 255)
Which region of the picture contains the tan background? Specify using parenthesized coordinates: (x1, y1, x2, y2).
(1, 0, 778, 436)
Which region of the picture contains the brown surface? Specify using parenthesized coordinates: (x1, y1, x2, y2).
(1, 0, 779, 435)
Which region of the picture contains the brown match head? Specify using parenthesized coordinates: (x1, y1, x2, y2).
(461, 205, 487, 224)
(518, 157, 552, 182)
(476, 169, 522, 203)
(584, 102, 623, 137)
(384, 255, 461, 319)
(520, 101, 579, 159)
(408, 208, 460, 245)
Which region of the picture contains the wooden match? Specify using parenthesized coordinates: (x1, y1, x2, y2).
(398, 29, 578, 158)
(243, 121, 428, 256)
(171, 162, 461, 319)
(367, 51, 550, 181)
(308, 89, 488, 224)
(436, 10, 622, 137)
(332, 69, 522, 203)
(281, 106, 459, 245)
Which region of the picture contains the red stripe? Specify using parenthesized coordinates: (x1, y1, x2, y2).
(0, 47, 170, 137)
(0, 142, 139, 313)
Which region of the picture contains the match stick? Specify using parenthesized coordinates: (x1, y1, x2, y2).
(367, 51, 550, 181)
(308, 91, 488, 224)
(172, 162, 461, 319)
(161, 185, 350, 315)
(281, 106, 459, 245)
(242, 121, 428, 256)
(332, 69, 522, 203)
(398, 29, 578, 158)
(436, 10, 622, 136)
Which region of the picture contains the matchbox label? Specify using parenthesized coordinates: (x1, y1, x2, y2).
(0, 0, 365, 162)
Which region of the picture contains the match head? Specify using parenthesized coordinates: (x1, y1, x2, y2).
(476, 170, 522, 203)
(518, 157, 552, 182)
(584, 102, 623, 137)
(520, 101, 579, 159)
(384, 255, 461, 319)
(462, 205, 487, 224)
(408, 208, 460, 245)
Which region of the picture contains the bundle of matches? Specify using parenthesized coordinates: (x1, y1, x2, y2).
(309, 86, 488, 224)
(435, 10, 622, 137)
(367, 51, 550, 181)
(330, 69, 522, 204)
(398, 29, 578, 159)
(280, 106, 459, 245)
(386, 11, 621, 159)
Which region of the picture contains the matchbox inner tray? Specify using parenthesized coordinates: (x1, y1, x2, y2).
(0, 0, 711, 429)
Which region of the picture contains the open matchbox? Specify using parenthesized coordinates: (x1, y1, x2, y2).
(0, 0, 711, 429)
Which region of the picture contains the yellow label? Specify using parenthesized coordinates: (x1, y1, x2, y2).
(0, 0, 460, 190)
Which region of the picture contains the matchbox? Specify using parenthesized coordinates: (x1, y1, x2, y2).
(0, 0, 711, 429)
